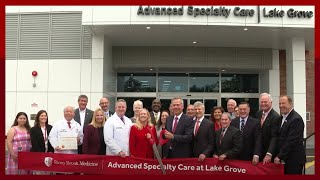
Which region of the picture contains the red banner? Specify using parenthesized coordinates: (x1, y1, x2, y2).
(18, 152, 283, 175)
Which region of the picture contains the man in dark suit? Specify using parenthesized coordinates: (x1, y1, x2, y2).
(255, 93, 281, 164)
(192, 101, 214, 161)
(231, 102, 261, 165)
(274, 95, 306, 174)
(99, 97, 114, 118)
(213, 112, 242, 160)
(74, 94, 93, 154)
(150, 99, 162, 126)
(163, 97, 194, 158)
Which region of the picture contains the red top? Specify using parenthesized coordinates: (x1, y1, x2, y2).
(129, 125, 158, 158)
(214, 122, 222, 131)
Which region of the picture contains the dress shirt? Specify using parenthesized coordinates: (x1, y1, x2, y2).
(48, 119, 83, 154)
(239, 116, 248, 129)
(281, 108, 293, 127)
(194, 116, 204, 135)
(172, 112, 183, 130)
(79, 108, 86, 128)
(153, 111, 159, 122)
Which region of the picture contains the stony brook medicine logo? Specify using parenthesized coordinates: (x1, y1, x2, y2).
(44, 157, 53, 167)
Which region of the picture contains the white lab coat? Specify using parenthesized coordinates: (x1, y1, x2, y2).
(48, 119, 83, 154)
(104, 114, 132, 155)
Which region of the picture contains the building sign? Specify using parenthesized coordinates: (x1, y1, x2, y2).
(137, 6, 313, 21)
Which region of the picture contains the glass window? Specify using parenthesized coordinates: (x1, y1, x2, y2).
(189, 73, 219, 92)
(221, 98, 259, 117)
(158, 73, 188, 92)
(221, 74, 259, 93)
(160, 98, 187, 115)
(117, 97, 155, 118)
(117, 73, 156, 92)
(204, 99, 218, 115)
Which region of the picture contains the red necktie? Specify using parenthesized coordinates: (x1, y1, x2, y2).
(172, 116, 178, 133)
(194, 120, 200, 135)
(67, 121, 71, 129)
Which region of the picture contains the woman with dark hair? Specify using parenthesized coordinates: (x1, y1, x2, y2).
(30, 110, 54, 174)
(155, 110, 169, 158)
(30, 110, 54, 153)
(209, 106, 225, 131)
(6, 112, 32, 175)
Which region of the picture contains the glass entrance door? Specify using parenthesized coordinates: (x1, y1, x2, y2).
(159, 95, 219, 118)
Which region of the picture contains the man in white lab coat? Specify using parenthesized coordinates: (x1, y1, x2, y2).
(104, 99, 132, 157)
(49, 106, 83, 154)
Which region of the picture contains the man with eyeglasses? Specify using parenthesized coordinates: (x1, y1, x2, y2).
(99, 97, 114, 118)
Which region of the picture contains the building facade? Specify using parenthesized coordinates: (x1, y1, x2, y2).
(5, 6, 314, 136)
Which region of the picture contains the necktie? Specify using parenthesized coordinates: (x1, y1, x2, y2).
(172, 116, 178, 133)
(155, 112, 158, 122)
(67, 121, 71, 129)
(194, 120, 200, 135)
(105, 111, 109, 117)
(240, 119, 245, 134)
(120, 117, 125, 124)
(260, 112, 266, 127)
(220, 128, 226, 144)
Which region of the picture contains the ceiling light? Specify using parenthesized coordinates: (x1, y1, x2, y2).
(193, 41, 197, 44)
(146, 26, 151, 30)
(222, 69, 226, 72)
(244, 27, 248, 31)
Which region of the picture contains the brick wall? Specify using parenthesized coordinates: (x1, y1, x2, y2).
(305, 50, 315, 136)
(279, 50, 314, 136)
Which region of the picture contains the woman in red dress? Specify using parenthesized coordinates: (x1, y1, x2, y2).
(129, 108, 157, 158)
(209, 106, 225, 131)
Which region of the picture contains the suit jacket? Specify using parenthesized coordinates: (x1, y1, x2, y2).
(74, 108, 94, 127)
(256, 109, 281, 160)
(277, 109, 306, 166)
(192, 118, 214, 157)
(82, 125, 106, 155)
(30, 124, 54, 153)
(163, 113, 194, 158)
(213, 125, 242, 159)
(231, 116, 261, 161)
(150, 111, 161, 126)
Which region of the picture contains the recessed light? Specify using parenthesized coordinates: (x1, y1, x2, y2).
(222, 69, 226, 72)
(150, 68, 153, 71)
(146, 26, 151, 30)
(243, 28, 248, 31)
(193, 41, 197, 44)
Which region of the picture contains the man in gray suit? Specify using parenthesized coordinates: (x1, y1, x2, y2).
(74, 94, 93, 154)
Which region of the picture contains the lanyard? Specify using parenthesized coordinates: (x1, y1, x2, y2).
(42, 127, 48, 152)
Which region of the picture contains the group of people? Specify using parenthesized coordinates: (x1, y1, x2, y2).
(6, 93, 306, 175)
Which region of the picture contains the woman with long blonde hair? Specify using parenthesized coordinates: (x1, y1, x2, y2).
(82, 108, 106, 155)
(129, 108, 157, 158)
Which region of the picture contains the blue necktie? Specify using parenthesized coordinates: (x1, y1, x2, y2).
(120, 117, 125, 124)
(240, 119, 245, 134)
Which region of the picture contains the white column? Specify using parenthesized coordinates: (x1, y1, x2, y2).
(269, 50, 280, 113)
(90, 34, 105, 108)
(286, 37, 306, 137)
(103, 36, 116, 111)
